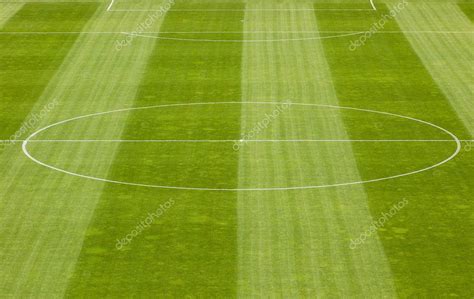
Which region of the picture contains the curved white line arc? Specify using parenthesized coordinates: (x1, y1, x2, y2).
(22, 102, 461, 192)
(123, 31, 365, 43)
(370, 0, 377, 10)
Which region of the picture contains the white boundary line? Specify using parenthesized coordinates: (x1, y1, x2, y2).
(370, 0, 377, 11)
(106, 0, 376, 12)
(0, 31, 471, 35)
(106, 0, 115, 11)
(1, 31, 470, 44)
(110, 8, 374, 12)
(124, 31, 365, 43)
(124, 30, 473, 42)
(5, 139, 473, 143)
(22, 102, 462, 192)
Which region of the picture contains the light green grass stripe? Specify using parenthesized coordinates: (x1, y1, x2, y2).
(238, 2, 395, 297)
(65, 3, 243, 296)
(395, 3, 474, 136)
(0, 3, 23, 28)
(0, 4, 166, 297)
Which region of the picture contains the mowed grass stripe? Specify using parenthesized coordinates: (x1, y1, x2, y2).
(0, 3, 23, 28)
(66, 3, 244, 297)
(0, 2, 99, 295)
(395, 3, 474, 137)
(316, 4, 473, 297)
(238, 2, 395, 297)
(0, 4, 166, 296)
(0, 3, 97, 139)
(459, 3, 474, 21)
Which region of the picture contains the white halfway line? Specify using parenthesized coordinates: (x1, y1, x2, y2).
(0, 31, 471, 35)
(109, 8, 375, 12)
(3, 139, 473, 143)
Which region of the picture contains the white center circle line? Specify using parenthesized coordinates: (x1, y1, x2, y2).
(122, 31, 367, 43)
(22, 102, 462, 191)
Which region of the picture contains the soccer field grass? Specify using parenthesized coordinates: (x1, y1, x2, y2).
(0, 0, 473, 297)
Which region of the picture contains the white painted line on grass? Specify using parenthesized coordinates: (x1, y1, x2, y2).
(109, 30, 474, 34)
(109, 8, 375, 12)
(104, 0, 374, 12)
(370, 0, 377, 11)
(21, 102, 463, 191)
(4, 139, 473, 143)
(106, 0, 115, 11)
(124, 31, 365, 42)
(0, 31, 474, 43)
(0, 30, 470, 36)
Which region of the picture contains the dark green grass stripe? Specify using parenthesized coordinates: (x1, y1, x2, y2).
(459, 3, 474, 22)
(316, 5, 473, 297)
(66, 4, 244, 297)
(0, 3, 97, 32)
(0, 3, 98, 140)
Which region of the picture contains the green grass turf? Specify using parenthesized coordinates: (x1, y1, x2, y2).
(0, 0, 472, 297)
(459, 3, 474, 21)
(316, 4, 473, 297)
(0, 2, 172, 296)
(0, 3, 98, 139)
(63, 3, 243, 297)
